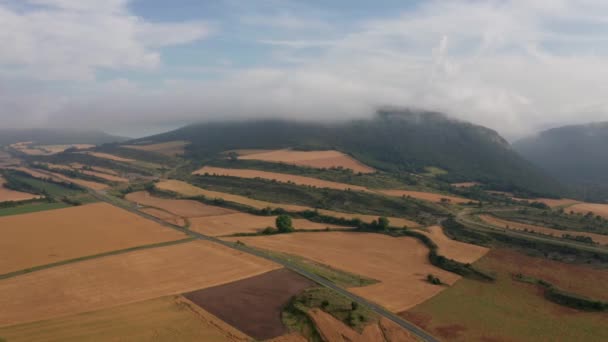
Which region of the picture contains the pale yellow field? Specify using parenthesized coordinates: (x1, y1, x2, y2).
(0, 240, 280, 327)
(479, 214, 608, 246)
(189, 212, 350, 236)
(569, 202, 608, 219)
(224, 232, 461, 312)
(0, 295, 250, 342)
(194, 166, 369, 192)
(156, 180, 419, 227)
(0, 176, 40, 202)
(378, 189, 471, 204)
(0, 202, 186, 274)
(238, 149, 376, 174)
(126, 191, 236, 218)
(419, 226, 489, 263)
(123, 140, 189, 156)
(84, 152, 134, 162)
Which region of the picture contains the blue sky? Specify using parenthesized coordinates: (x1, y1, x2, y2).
(1, 0, 608, 138)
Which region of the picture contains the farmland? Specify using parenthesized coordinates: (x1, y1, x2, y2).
(0, 295, 250, 342)
(184, 268, 315, 340)
(123, 140, 189, 156)
(479, 214, 608, 246)
(156, 179, 419, 227)
(10, 166, 108, 190)
(570, 202, 608, 218)
(224, 232, 461, 312)
(0, 202, 186, 274)
(403, 249, 608, 341)
(0, 176, 39, 201)
(0, 240, 280, 327)
(419, 226, 489, 263)
(193, 166, 369, 192)
(378, 189, 471, 204)
(237, 149, 376, 174)
(189, 212, 350, 236)
(125, 191, 235, 218)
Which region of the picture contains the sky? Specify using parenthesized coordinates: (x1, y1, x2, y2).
(1, 0, 608, 139)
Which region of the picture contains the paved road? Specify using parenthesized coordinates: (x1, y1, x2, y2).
(89, 189, 440, 342)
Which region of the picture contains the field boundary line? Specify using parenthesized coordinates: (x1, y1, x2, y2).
(0, 237, 195, 280)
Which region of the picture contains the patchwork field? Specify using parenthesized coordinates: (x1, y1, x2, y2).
(123, 140, 189, 156)
(11, 166, 108, 190)
(479, 214, 608, 246)
(43, 163, 127, 183)
(237, 149, 376, 174)
(378, 189, 471, 204)
(189, 212, 350, 236)
(569, 202, 608, 219)
(514, 197, 580, 208)
(403, 249, 608, 341)
(140, 207, 187, 227)
(0, 295, 250, 342)
(81, 169, 128, 182)
(10, 143, 94, 156)
(185, 268, 314, 340)
(126, 191, 235, 218)
(224, 232, 460, 312)
(83, 151, 135, 162)
(0, 240, 280, 327)
(0, 202, 186, 274)
(0, 176, 39, 202)
(193, 166, 369, 192)
(157, 180, 418, 227)
(419, 226, 489, 263)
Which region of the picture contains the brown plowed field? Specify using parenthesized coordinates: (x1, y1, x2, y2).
(190, 213, 350, 236)
(0, 176, 40, 202)
(184, 268, 314, 340)
(419, 226, 489, 263)
(0, 202, 185, 274)
(0, 240, 280, 327)
(0, 295, 250, 342)
(123, 140, 189, 156)
(140, 207, 187, 227)
(157, 180, 419, 227)
(224, 232, 460, 312)
(84, 152, 135, 162)
(569, 202, 608, 219)
(479, 214, 608, 246)
(126, 191, 236, 218)
(378, 190, 471, 204)
(238, 149, 376, 174)
(193, 166, 369, 192)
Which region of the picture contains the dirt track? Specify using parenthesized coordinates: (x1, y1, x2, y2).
(184, 268, 314, 340)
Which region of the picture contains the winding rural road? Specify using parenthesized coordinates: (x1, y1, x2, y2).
(89, 189, 441, 342)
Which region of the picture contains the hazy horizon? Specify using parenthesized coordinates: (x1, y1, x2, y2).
(2, 0, 608, 140)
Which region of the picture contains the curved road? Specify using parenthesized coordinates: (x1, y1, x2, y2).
(90, 189, 440, 342)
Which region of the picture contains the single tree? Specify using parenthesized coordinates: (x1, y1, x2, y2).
(378, 216, 390, 230)
(351, 301, 358, 311)
(276, 214, 294, 233)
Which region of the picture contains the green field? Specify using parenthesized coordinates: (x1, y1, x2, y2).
(403, 250, 608, 341)
(9, 174, 83, 197)
(0, 202, 70, 217)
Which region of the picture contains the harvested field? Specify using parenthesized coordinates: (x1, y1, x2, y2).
(157, 180, 419, 227)
(140, 207, 187, 227)
(84, 151, 135, 162)
(123, 140, 189, 156)
(0, 202, 185, 274)
(193, 166, 369, 192)
(419, 226, 489, 263)
(190, 212, 350, 236)
(10, 144, 93, 156)
(227, 149, 273, 156)
(266, 333, 308, 342)
(403, 249, 608, 341)
(224, 232, 460, 312)
(378, 189, 471, 204)
(451, 182, 480, 188)
(569, 202, 608, 219)
(184, 268, 314, 340)
(0, 176, 39, 202)
(479, 214, 608, 246)
(513, 197, 580, 208)
(0, 240, 280, 327)
(81, 169, 128, 182)
(9, 166, 57, 180)
(0, 295, 250, 342)
(0, 151, 19, 167)
(126, 191, 235, 218)
(238, 149, 376, 174)
(14, 166, 108, 190)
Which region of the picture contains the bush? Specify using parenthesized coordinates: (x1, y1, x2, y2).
(276, 214, 294, 233)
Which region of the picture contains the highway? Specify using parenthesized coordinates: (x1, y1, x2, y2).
(89, 189, 441, 342)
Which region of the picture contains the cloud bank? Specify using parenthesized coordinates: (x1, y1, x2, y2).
(1, 0, 608, 139)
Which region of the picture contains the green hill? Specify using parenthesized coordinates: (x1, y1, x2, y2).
(136, 110, 562, 196)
